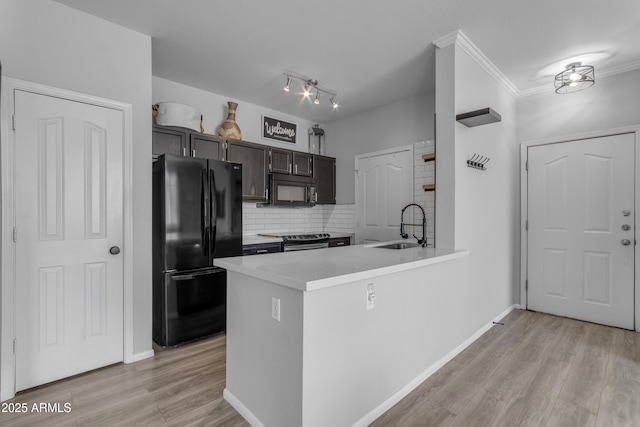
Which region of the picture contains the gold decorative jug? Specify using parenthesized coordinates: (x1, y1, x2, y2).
(218, 101, 242, 140)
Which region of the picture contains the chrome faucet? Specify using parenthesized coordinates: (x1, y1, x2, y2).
(400, 203, 427, 247)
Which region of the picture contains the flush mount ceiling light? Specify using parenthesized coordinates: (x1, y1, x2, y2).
(283, 73, 339, 109)
(554, 62, 595, 94)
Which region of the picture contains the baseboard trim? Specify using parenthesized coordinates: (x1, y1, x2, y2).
(224, 388, 265, 427)
(353, 304, 521, 426)
(132, 349, 154, 363)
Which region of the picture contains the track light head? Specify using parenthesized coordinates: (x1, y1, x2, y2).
(314, 91, 320, 105)
(284, 76, 291, 92)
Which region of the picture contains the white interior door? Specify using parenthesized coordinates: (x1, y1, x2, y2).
(355, 147, 413, 244)
(527, 133, 635, 329)
(14, 90, 124, 391)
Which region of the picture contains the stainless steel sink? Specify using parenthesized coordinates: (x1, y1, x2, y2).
(373, 242, 420, 250)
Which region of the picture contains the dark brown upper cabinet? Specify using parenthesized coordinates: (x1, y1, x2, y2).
(227, 139, 269, 202)
(190, 133, 225, 160)
(313, 155, 336, 204)
(293, 152, 313, 177)
(152, 125, 188, 158)
(270, 148, 292, 174)
(269, 148, 313, 177)
(153, 125, 224, 161)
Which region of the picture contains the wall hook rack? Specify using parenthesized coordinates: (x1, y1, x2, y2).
(467, 153, 490, 170)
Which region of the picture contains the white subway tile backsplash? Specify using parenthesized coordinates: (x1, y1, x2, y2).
(242, 202, 355, 236)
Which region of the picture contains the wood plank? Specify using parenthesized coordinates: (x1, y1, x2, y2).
(547, 399, 597, 427)
(595, 328, 640, 427)
(494, 317, 587, 426)
(422, 153, 435, 162)
(5, 312, 640, 427)
(557, 322, 614, 414)
(422, 184, 435, 191)
(426, 310, 546, 414)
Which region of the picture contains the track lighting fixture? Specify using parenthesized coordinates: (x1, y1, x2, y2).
(282, 73, 338, 109)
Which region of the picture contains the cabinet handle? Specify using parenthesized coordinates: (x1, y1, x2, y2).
(256, 249, 269, 254)
(182, 147, 186, 156)
(336, 242, 345, 246)
(265, 188, 269, 200)
(294, 164, 298, 175)
(288, 164, 292, 174)
(191, 149, 196, 157)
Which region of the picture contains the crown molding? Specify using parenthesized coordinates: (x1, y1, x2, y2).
(432, 31, 459, 49)
(597, 59, 640, 79)
(432, 30, 519, 98)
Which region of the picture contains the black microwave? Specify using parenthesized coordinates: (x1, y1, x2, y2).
(269, 174, 316, 207)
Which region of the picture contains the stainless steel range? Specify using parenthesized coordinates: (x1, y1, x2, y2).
(258, 233, 330, 251)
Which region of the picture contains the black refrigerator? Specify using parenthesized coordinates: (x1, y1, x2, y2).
(152, 154, 242, 347)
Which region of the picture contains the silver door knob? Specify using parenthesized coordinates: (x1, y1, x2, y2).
(622, 224, 631, 231)
(622, 239, 631, 246)
(109, 246, 121, 255)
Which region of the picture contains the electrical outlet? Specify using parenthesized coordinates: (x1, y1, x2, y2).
(272, 297, 281, 321)
(366, 283, 376, 310)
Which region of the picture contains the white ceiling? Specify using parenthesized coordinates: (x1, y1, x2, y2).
(54, 0, 640, 123)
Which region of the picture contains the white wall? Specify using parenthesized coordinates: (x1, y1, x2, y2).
(325, 93, 435, 204)
(435, 35, 519, 314)
(153, 77, 318, 153)
(517, 68, 640, 142)
(0, 0, 153, 356)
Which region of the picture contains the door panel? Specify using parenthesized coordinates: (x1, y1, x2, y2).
(356, 148, 413, 244)
(528, 134, 635, 329)
(14, 90, 124, 391)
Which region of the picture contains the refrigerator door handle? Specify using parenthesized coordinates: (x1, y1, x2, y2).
(201, 169, 210, 257)
(209, 170, 218, 258)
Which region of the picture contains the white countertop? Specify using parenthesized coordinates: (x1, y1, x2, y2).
(216, 240, 468, 292)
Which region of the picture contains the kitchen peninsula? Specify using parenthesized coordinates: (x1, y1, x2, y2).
(215, 242, 472, 427)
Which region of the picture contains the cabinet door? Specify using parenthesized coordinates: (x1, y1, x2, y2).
(313, 155, 336, 204)
(270, 148, 292, 174)
(293, 152, 313, 176)
(242, 242, 283, 256)
(153, 126, 187, 158)
(328, 237, 350, 248)
(227, 139, 269, 202)
(190, 133, 225, 160)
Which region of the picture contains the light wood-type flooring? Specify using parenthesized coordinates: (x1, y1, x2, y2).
(3, 309, 640, 426)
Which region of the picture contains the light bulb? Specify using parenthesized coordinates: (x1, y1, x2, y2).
(314, 91, 320, 105)
(284, 77, 291, 92)
(330, 97, 338, 109)
(569, 72, 582, 82)
(303, 85, 310, 98)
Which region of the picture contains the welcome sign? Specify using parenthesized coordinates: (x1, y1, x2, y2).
(262, 116, 297, 144)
